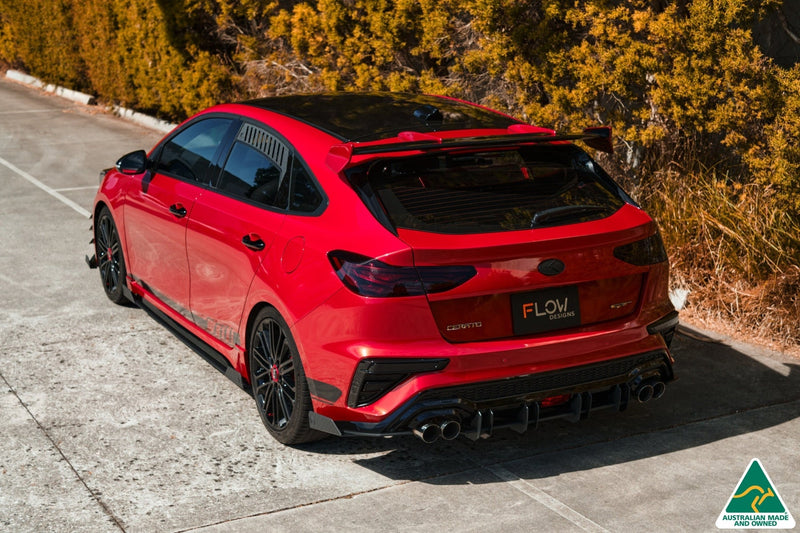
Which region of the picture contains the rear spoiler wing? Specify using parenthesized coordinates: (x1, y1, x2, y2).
(326, 126, 613, 173)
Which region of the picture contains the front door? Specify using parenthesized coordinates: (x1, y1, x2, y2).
(123, 116, 236, 319)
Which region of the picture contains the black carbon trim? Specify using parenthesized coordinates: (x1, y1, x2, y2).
(417, 351, 671, 404)
(331, 350, 674, 438)
(307, 378, 343, 404)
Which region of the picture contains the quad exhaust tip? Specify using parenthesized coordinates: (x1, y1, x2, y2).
(440, 419, 461, 441)
(637, 383, 654, 403)
(412, 379, 667, 442)
(413, 418, 461, 443)
(413, 423, 441, 443)
(636, 379, 666, 403)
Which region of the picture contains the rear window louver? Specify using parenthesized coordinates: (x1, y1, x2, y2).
(237, 123, 290, 173)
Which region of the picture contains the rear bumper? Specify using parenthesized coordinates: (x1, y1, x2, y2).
(309, 349, 674, 440)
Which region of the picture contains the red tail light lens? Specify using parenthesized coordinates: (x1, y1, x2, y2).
(328, 251, 476, 298)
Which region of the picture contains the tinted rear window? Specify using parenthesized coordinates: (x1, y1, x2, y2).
(349, 145, 626, 234)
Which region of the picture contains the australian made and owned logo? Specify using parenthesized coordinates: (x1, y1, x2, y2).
(717, 459, 795, 529)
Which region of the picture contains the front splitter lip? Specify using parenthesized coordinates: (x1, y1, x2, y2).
(310, 349, 674, 439)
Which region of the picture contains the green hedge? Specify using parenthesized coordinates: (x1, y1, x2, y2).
(0, 0, 234, 120)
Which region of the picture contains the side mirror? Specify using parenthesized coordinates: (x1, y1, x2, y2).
(115, 150, 148, 174)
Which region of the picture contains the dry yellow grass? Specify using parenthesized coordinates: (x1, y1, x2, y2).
(641, 169, 800, 355)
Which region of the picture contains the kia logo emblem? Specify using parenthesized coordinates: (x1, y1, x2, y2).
(538, 259, 565, 276)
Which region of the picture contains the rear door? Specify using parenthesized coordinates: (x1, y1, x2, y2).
(124, 117, 236, 319)
(186, 123, 291, 346)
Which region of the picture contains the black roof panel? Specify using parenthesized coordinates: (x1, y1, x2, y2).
(243, 93, 521, 142)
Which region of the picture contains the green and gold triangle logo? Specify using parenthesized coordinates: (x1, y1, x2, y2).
(717, 459, 795, 529)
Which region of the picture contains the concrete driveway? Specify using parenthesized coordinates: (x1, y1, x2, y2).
(0, 76, 797, 532)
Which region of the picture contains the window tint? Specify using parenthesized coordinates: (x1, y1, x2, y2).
(349, 145, 626, 234)
(156, 118, 233, 183)
(218, 141, 288, 208)
(289, 158, 323, 213)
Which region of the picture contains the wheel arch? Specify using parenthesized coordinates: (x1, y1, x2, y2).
(93, 199, 129, 260)
(242, 302, 270, 383)
(242, 302, 301, 383)
(93, 200, 109, 220)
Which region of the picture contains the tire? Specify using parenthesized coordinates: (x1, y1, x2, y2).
(94, 206, 129, 305)
(248, 308, 325, 445)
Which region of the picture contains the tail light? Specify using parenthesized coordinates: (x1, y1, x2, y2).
(328, 251, 476, 298)
(613, 232, 668, 266)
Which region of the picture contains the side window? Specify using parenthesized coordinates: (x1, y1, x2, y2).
(218, 142, 287, 207)
(289, 158, 323, 213)
(156, 118, 233, 183)
(217, 123, 293, 209)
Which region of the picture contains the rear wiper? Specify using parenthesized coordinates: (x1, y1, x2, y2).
(530, 205, 608, 228)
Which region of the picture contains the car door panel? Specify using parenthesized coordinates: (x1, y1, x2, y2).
(187, 192, 286, 347)
(123, 172, 200, 320)
(123, 116, 237, 321)
(186, 125, 291, 348)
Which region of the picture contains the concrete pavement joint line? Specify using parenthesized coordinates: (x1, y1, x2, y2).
(176, 480, 419, 532)
(484, 464, 610, 533)
(0, 370, 126, 532)
(0, 155, 90, 218)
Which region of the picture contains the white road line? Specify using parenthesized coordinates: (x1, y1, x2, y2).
(0, 155, 90, 218)
(485, 464, 611, 533)
(54, 185, 98, 192)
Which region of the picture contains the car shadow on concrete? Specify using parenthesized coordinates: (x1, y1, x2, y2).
(298, 325, 800, 483)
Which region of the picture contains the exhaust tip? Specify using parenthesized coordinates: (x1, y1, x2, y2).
(636, 384, 654, 403)
(413, 423, 441, 443)
(440, 420, 461, 441)
(652, 381, 666, 400)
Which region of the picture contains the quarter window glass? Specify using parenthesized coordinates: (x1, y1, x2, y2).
(290, 159, 323, 212)
(218, 142, 286, 207)
(156, 118, 233, 183)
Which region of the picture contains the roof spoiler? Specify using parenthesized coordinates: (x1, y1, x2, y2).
(326, 126, 613, 173)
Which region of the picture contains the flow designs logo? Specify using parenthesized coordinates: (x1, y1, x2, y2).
(511, 286, 581, 335)
(716, 459, 795, 529)
(521, 297, 575, 321)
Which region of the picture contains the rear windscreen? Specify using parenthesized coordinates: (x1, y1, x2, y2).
(348, 145, 627, 234)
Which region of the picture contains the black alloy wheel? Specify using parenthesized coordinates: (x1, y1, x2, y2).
(248, 308, 324, 445)
(95, 207, 128, 305)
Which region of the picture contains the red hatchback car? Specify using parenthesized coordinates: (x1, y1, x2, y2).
(88, 93, 678, 444)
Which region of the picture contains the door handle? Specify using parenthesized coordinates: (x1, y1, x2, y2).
(169, 204, 187, 218)
(242, 234, 265, 251)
